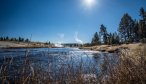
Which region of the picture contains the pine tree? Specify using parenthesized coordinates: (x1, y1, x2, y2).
(0, 37, 3, 41)
(119, 13, 135, 43)
(10, 38, 14, 41)
(18, 37, 24, 42)
(140, 7, 145, 19)
(139, 7, 146, 42)
(133, 21, 139, 42)
(114, 32, 120, 44)
(107, 33, 112, 45)
(91, 32, 100, 45)
(99, 24, 108, 44)
(6, 36, 9, 41)
(3, 37, 6, 41)
(25, 38, 29, 42)
(48, 41, 51, 45)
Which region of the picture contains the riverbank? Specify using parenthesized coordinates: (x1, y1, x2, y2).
(0, 43, 146, 83)
(80, 43, 145, 53)
(0, 41, 53, 49)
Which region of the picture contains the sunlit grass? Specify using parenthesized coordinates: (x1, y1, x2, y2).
(0, 45, 146, 84)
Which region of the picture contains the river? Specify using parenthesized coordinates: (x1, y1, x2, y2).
(0, 48, 118, 82)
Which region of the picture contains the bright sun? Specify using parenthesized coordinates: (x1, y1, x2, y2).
(83, 0, 96, 8)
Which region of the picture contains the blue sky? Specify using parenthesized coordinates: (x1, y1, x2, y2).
(0, 0, 146, 43)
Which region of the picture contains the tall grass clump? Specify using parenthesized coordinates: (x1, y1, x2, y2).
(0, 44, 146, 84)
(101, 44, 146, 84)
(0, 50, 98, 84)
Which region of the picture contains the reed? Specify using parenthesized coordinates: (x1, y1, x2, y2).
(0, 44, 146, 84)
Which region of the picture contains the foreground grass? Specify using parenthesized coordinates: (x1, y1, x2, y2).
(0, 44, 146, 84)
(105, 44, 146, 84)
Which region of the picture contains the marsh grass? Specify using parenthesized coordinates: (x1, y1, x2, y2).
(103, 44, 146, 84)
(0, 45, 146, 84)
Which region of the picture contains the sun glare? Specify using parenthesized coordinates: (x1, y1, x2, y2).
(83, 0, 96, 8)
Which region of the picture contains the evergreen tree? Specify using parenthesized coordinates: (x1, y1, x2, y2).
(99, 24, 108, 44)
(21, 38, 24, 42)
(10, 38, 14, 41)
(106, 32, 120, 45)
(48, 41, 51, 45)
(140, 7, 145, 19)
(3, 37, 6, 41)
(119, 13, 135, 43)
(91, 32, 100, 45)
(6, 36, 9, 41)
(114, 32, 120, 44)
(25, 38, 30, 42)
(0, 37, 3, 41)
(107, 33, 112, 45)
(14, 38, 17, 41)
(139, 7, 146, 42)
(133, 21, 139, 42)
(18, 37, 24, 42)
(112, 33, 116, 44)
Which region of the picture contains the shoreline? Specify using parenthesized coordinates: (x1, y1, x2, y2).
(0, 41, 145, 53)
(0, 46, 67, 49)
(80, 43, 144, 53)
(0, 41, 53, 49)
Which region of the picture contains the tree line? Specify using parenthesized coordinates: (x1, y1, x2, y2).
(91, 7, 146, 45)
(0, 36, 30, 42)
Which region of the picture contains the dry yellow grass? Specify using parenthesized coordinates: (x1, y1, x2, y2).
(82, 43, 144, 53)
(0, 44, 146, 84)
(0, 41, 52, 48)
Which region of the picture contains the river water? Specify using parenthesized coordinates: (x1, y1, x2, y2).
(0, 48, 118, 80)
